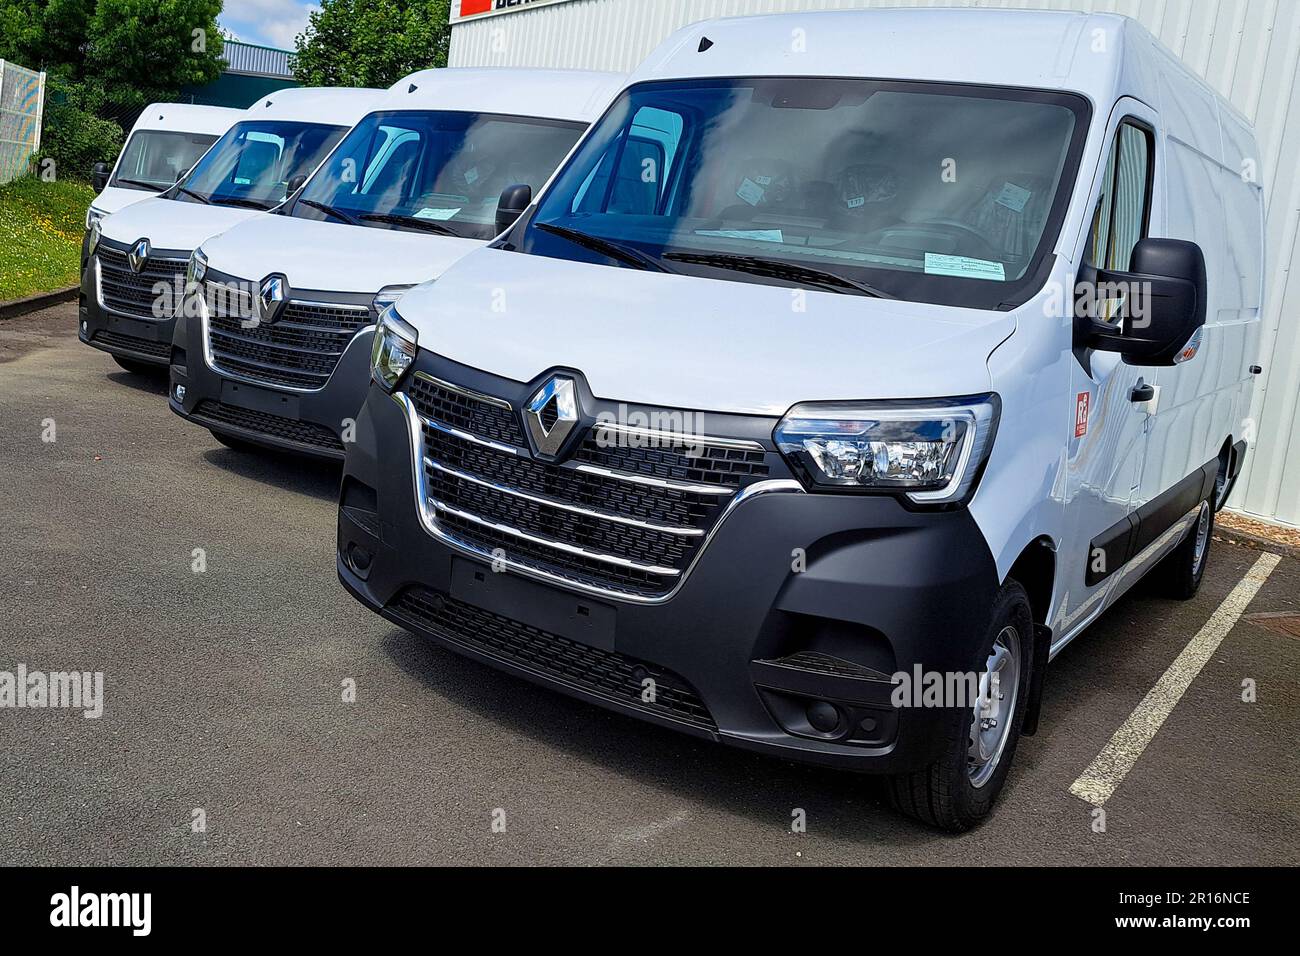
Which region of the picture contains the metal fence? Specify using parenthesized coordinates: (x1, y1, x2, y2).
(0, 59, 45, 184)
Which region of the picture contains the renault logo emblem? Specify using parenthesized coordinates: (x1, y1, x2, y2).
(128, 239, 150, 273)
(525, 376, 579, 458)
(258, 274, 287, 324)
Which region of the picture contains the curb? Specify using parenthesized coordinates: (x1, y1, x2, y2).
(0, 285, 78, 320)
(1215, 525, 1300, 562)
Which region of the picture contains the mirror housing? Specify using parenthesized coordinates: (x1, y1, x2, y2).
(286, 174, 307, 195)
(1073, 238, 1207, 366)
(496, 183, 532, 235)
(91, 162, 110, 191)
(174, 166, 191, 183)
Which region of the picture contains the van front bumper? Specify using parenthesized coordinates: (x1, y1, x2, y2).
(168, 307, 376, 461)
(336, 376, 1002, 775)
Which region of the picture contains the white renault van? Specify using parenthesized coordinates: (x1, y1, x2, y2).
(168, 68, 623, 459)
(336, 10, 1263, 830)
(85, 103, 243, 225)
(79, 87, 383, 372)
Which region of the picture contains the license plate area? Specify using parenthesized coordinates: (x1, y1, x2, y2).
(220, 379, 300, 418)
(108, 314, 160, 341)
(450, 557, 616, 651)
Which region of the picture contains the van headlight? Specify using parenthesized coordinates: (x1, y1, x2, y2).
(86, 206, 105, 230)
(87, 219, 102, 255)
(371, 305, 418, 392)
(186, 248, 208, 287)
(774, 395, 999, 503)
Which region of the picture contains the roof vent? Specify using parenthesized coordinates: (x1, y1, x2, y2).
(408, 83, 418, 93)
(265, 99, 273, 108)
(697, 36, 714, 53)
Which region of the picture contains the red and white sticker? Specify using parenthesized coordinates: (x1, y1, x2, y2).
(1075, 391, 1090, 438)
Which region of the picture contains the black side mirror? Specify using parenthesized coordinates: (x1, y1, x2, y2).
(175, 166, 190, 183)
(1073, 238, 1207, 366)
(496, 183, 532, 235)
(286, 174, 307, 195)
(91, 162, 110, 191)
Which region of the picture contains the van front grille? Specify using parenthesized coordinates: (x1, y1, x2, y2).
(204, 281, 372, 390)
(96, 246, 187, 319)
(191, 399, 344, 451)
(389, 586, 716, 731)
(402, 371, 772, 600)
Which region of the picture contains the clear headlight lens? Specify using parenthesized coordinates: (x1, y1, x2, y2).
(87, 219, 102, 255)
(85, 206, 105, 230)
(371, 305, 418, 392)
(774, 395, 999, 503)
(373, 284, 414, 313)
(186, 248, 208, 287)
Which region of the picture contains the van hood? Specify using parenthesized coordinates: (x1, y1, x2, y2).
(97, 196, 265, 253)
(396, 248, 1015, 417)
(91, 186, 157, 217)
(198, 214, 482, 293)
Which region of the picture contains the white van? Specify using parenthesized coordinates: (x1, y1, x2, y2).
(336, 10, 1263, 830)
(79, 87, 384, 372)
(85, 103, 244, 226)
(168, 68, 623, 459)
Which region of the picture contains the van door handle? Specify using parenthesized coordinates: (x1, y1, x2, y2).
(1130, 382, 1155, 403)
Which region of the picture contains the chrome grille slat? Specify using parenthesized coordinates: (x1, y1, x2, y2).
(400, 375, 778, 599)
(95, 247, 187, 319)
(203, 278, 372, 391)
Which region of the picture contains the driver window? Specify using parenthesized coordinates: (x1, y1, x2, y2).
(1086, 121, 1152, 271)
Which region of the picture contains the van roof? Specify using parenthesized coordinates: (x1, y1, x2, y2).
(243, 86, 388, 127)
(130, 103, 244, 137)
(378, 67, 626, 123)
(630, 8, 1235, 120)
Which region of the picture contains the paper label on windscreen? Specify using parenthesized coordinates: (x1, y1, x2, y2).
(736, 178, 766, 206)
(415, 207, 461, 221)
(995, 182, 1032, 213)
(695, 229, 784, 243)
(924, 253, 1006, 281)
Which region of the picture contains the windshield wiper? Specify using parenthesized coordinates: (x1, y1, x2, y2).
(360, 212, 462, 237)
(115, 178, 162, 190)
(209, 196, 273, 210)
(662, 251, 895, 299)
(174, 185, 210, 204)
(535, 222, 668, 273)
(300, 198, 360, 226)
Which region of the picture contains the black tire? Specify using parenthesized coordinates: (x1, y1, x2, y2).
(887, 580, 1035, 832)
(112, 355, 158, 375)
(1150, 498, 1213, 600)
(209, 430, 260, 453)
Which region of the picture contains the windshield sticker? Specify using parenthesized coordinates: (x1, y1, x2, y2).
(696, 229, 784, 243)
(415, 207, 461, 221)
(995, 182, 1032, 213)
(924, 252, 1006, 281)
(736, 178, 766, 206)
(463, 167, 479, 185)
(846, 196, 866, 209)
(754, 175, 773, 186)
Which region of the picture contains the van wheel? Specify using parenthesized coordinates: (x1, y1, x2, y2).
(210, 430, 259, 453)
(112, 355, 158, 375)
(886, 580, 1034, 832)
(1151, 499, 1213, 600)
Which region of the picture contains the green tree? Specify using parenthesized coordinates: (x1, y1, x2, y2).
(293, 0, 451, 88)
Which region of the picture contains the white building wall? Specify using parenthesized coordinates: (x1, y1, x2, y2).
(450, 0, 1300, 528)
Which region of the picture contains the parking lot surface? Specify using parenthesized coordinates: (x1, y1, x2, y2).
(2, 304, 1298, 865)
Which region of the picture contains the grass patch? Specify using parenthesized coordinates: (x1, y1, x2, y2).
(0, 177, 95, 301)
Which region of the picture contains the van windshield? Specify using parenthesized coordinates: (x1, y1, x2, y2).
(523, 78, 1089, 309)
(291, 110, 587, 240)
(174, 120, 346, 210)
(111, 130, 220, 191)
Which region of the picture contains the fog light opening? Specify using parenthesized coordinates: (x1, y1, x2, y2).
(806, 700, 843, 734)
(173, 384, 186, 402)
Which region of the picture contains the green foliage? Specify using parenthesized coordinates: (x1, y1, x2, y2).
(293, 0, 451, 88)
(36, 77, 124, 179)
(0, 176, 96, 300)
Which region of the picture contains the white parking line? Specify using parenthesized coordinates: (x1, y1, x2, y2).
(1069, 550, 1282, 807)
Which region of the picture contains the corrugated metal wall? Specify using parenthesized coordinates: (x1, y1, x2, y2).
(450, 0, 1300, 528)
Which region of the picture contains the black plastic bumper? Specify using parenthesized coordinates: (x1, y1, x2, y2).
(168, 307, 375, 461)
(336, 377, 1003, 774)
(77, 254, 174, 367)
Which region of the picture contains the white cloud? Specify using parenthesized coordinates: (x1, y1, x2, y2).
(219, 0, 319, 50)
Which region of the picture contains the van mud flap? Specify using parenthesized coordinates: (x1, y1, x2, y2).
(1020, 623, 1053, 737)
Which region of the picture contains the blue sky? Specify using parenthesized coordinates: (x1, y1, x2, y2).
(219, 0, 319, 51)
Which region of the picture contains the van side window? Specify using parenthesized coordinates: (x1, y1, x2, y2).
(1086, 121, 1152, 271)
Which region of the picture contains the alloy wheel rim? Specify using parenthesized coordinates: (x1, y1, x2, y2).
(1192, 500, 1211, 576)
